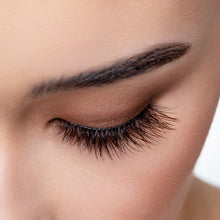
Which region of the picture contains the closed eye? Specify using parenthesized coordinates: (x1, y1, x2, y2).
(47, 103, 177, 160)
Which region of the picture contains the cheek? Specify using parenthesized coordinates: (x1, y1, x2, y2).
(25, 128, 199, 220)
(44, 143, 195, 220)
(17, 84, 216, 220)
(16, 54, 218, 220)
(17, 135, 195, 220)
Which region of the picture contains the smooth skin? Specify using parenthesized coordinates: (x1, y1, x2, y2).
(0, 0, 220, 219)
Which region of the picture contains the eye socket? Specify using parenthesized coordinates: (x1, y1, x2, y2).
(47, 103, 177, 160)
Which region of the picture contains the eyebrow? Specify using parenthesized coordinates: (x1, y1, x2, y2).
(28, 42, 191, 99)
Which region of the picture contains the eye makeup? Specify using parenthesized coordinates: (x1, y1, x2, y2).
(47, 103, 177, 160)
(25, 46, 189, 160)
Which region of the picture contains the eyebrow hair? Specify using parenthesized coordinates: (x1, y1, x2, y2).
(28, 42, 191, 99)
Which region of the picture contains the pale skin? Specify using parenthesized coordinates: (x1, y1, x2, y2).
(0, 0, 220, 219)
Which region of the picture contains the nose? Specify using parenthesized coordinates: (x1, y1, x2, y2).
(0, 127, 34, 220)
(0, 120, 57, 220)
(0, 142, 19, 219)
(0, 100, 23, 218)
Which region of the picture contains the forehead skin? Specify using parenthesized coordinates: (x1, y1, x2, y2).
(0, 1, 220, 220)
(0, 0, 218, 96)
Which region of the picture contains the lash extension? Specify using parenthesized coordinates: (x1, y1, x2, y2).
(48, 104, 177, 160)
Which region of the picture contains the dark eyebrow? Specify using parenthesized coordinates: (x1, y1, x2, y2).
(28, 42, 191, 99)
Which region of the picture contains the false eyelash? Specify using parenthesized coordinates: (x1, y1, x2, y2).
(48, 103, 177, 160)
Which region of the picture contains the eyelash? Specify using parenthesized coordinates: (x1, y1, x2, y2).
(48, 103, 177, 160)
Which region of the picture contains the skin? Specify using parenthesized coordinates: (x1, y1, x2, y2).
(0, 0, 220, 219)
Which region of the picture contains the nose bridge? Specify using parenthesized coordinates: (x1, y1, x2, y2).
(0, 128, 53, 220)
(0, 145, 18, 219)
(0, 160, 12, 220)
(0, 120, 28, 219)
(0, 90, 25, 153)
(0, 133, 33, 220)
(0, 70, 26, 123)
(0, 89, 32, 218)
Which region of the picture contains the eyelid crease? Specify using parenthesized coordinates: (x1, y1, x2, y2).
(48, 104, 153, 130)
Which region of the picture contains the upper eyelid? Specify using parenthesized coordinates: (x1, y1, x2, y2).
(49, 103, 177, 132)
(49, 117, 131, 132)
(48, 105, 151, 131)
(50, 103, 177, 159)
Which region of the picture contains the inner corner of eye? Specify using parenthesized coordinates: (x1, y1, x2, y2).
(46, 118, 63, 128)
